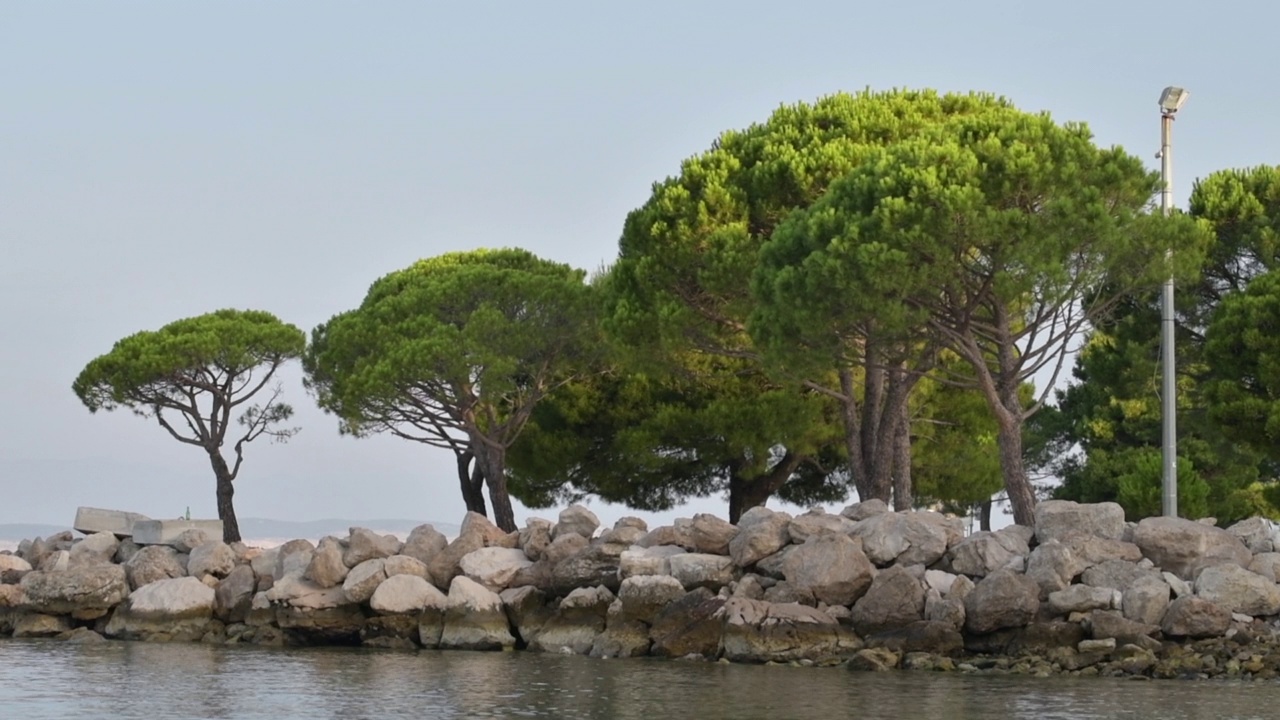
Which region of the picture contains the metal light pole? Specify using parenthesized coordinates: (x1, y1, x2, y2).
(1158, 86, 1189, 518)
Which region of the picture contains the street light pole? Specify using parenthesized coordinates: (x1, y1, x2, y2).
(1158, 86, 1189, 518)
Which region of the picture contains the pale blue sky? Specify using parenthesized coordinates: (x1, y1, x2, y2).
(1, 1, 1275, 529)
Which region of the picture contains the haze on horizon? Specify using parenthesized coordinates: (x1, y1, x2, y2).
(2, 1, 1276, 531)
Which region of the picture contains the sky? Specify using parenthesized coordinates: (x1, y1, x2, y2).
(2, 1, 1277, 531)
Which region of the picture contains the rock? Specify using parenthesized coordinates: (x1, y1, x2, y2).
(1034, 500, 1127, 544)
(619, 546, 684, 579)
(530, 586, 614, 654)
(439, 576, 516, 650)
(1122, 575, 1171, 626)
(360, 614, 421, 648)
(1248, 552, 1280, 581)
(38, 551, 70, 573)
(1057, 533, 1143, 567)
(851, 565, 926, 636)
(728, 509, 790, 568)
(1226, 517, 1277, 554)
(846, 647, 900, 672)
(249, 547, 280, 588)
(123, 545, 186, 590)
(754, 547, 793, 581)
(187, 542, 236, 580)
(73, 507, 148, 537)
(553, 505, 600, 541)
(541, 533, 589, 565)
(1024, 540, 1087, 599)
(0, 554, 32, 584)
(400, 524, 449, 566)
(1133, 516, 1251, 580)
(947, 574, 975, 602)
(1078, 637, 1116, 653)
(1194, 564, 1280, 616)
(864, 620, 964, 656)
(649, 589, 724, 659)
(925, 589, 965, 631)
(1047, 585, 1115, 616)
(550, 542, 626, 595)
(266, 573, 346, 609)
(68, 532, 119, 566)
(590, 603, 650, 659)
(342, 558, 388, 604)
(840, 499, 890, 521)
(371, 574, 444, 615)
(276, 602, 366, 644)
(172, 529, 212, 553)
(517, 519, 553, 562)
(788, 509, 858, 544)
(688, 514, 738, 555)
(1161, 596, 1232, 639)
(113, 538, 141, 565)
(14, 613, 72, 638)
(780, 534, 875, 607)
(459, 547, 533, 593)
(851, 512, 956, 568)
(1081, 559, 1160, 591)
(1089, 609, 1158, 645)
(104, 576, 215, 640)
(214, 565, 256, 623)
(719, 598, 855, 664)
(618, 575, 686, 624)
(763, 581, 815, 606)
(668, 553, 737, 592)
(963, 569, 1039, 635)
(949, 531, 1027, 578)
(383, 555, 431, 582)
(131, 519, 223, 547)
(924, 570, 957, 596)
(639, 523, 692, 550)
(343, 527, 402, 568)
(501, 585, 554, 646)
(305, 537, 349, 588)
(273, 540, 316, 581)
(61, 627, 107, 644)
(1163, 571, 1192, 599)
(20, 565, 129, 617)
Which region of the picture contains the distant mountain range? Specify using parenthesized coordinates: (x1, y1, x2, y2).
(0, 517, 460, 546)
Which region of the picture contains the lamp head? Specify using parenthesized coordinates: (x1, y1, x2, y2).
(1160, 86, 1189, 113)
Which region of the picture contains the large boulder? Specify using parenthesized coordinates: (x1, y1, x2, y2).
(13, 613, 71, 638)
(343, 527, 403, 568)
(187, 542, 236, 580)
(1161, 596, 1231, 639)
(719, 598, 856, 664)
(68, 532, 120, 566)
(553, 505, 600, 541)
(963, 569, 1040, 635)
(1057, 533, 1143, 567)
(1249, 553, 1280, 581)
(1194, 564, 1280, 617)
(214, 565, 256, 623)
(123, 545, 186, 590)
(863, 620, 964, 656)
(1047, 584, 1115, 616)
(1033, 500, 1126, 544)
(517, 519, 554, 562)
(370, 574, 445, 615)
(273, 540, 316, 581)
(1225, 517, 1278, 555)
(782, 534, 875, 606)
(851, 512, 955, 568)
(639, 522, 694, 550)
(400, 524, 449, 566)
(551, 542, 626, 595)
(618, 575, 686, 624)
(668, 553, 737, 592)
(1133, 516, 1251, 580)
(949, 530, 1028, 578)
(429, 512, 509, 587)
(500, 585, 555, 647)
(103, 576, 215, 640)
(590, 600, 651, 659)
(383, 555, 432, 581)
(1122, 575, 1171, 626)
(305, 537, 349, 589)
(529, 585, 614, 655)
(841, 499, 889, 521)
(851, 565, 926, 636)
(19, 565, 129, 617)
(439, 576, 516, 650)
(0, 554, 32, 585)
(1024, 540, 1087, 599)
(688, 514, 738, 555)
(728, 509, 791, 568)
(787, 509, 858, 545)
(649, 589, 724, 659)
(1081, 559, 1160, 591)
(342, 558, 388, 604)
(619, 546, 685, 579)
(460, 547, 533, 593)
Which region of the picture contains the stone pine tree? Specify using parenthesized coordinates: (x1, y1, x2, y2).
(72, 309, 306, 543)
(303, 248, 597, 533)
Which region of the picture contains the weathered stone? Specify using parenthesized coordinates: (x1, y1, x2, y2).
(598, 526, 646, 551)
(1048, 584, 1115, 615)
(781, 534, 875, 607)
(273, 540, 315, 581)
(1248, 552, 1280, 581)
(851, 565, 925, 636)
(360, 614, 421, 648)
(1163, 571, 1192, 599)
(668, 553, 737, 592)
(172, 529, 212, 553)
(0, 554, 32, 585)
(619, 546, 684, 579)
(266, 573, 345, 609)
(553, 505, 600, 541)
(963, 569, 1039, 635)
(1089, 609, 1158, 645)
(459, 547, 533, 593)
(590, 607, 650, 659)
(112, 538, 141, 566)
(924, 570, 957, 596)
(132, 519, 224, 546)
(1122, 575, 1171, 626)
(342, 558, 388, 604)
(1078, 637, 1116, 653)
(1133, 516, 1251, 580)
(728, 509, 790, 568)
(517, 519, 554, 562)
(343, 527, 403, 568)
(947, 573, 975, 602)
(618, 575, 686, 624)
(688, 514, 738, 555)
(763, 580, 815, 606)
(851, 512, 956, 568)
(551, 542, 625, 595)
(638, 523, 692, 550)
(1025, 540, 1087, 599)
(864, 620, 964, 656)
(530, 585, 614, 654)
(13, 612, 72, 638)
(371, 574, 444, 615)
(400, 524, 449, 566)
(69, 532, 119, 566)
(305, 537, 349, 589)
(382, 555, 431, 582)
(1081, 559, 1160, 591)
(650, 589, 723, 659)
(437, 576, 515, 650)
(846, 647, 899, 671)
(1194, 563, 1280, 616)
(1226, 517, 1277, 554)
(840, 499, 890, 521)
(500, 585, 554, 646)
(123, 545, 186, 590)
(754, 546, 793, 581)
(732, 575, 767, 600)
(214, 565, 256, 623)
(74, 507, 149, 537)
(719, 598, 855, 663)
(1034, 500, 1126, 544)
(949, 531, 1027, 578)
(20, 565, 129, 616)
(428, 512, 509, 587)
(38, 551, 70, 573)
(788, 509, 858, 544)
(1057, 533, 1143, 567)
(1161, 596, 1231, 638)
(104, 576, 215, 640)
(925, 589, 965, 631)
(187, 542, 236, 580)
(275, 602, 365, 643)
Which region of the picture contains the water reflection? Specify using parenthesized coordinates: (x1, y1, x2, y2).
(2, 639, 1279, 720)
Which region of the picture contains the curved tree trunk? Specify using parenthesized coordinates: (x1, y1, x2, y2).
(727, 452, 803, 524)
(208, 450, 242, 543)
(994, 405, 1036, 526)
(473, 442, 517, 532)
(456, 451, 488, 516)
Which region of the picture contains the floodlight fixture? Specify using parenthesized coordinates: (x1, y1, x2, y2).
(1159, 86, 1189, 114)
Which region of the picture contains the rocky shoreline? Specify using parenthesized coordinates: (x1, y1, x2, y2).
(5, 500, 1280, 681)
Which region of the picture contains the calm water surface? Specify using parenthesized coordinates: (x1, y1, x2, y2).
(3, 639, 1279, 719)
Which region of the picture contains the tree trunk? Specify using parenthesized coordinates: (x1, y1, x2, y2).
(208, 451, 241, 543)
(892, 408, 913, 511)
(979, 498, 993, 532)
(473, 443, 517, 533)
(727, 452, 803, 524)
(456, 452, 488, 516)
(994, 399, 1036, 527)
(838, 368, 873, 503)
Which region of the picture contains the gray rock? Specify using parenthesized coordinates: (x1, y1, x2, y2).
(668, 553, 738, 592)
(649, 589, 723, 659)
(924, 570, 958, 596)
(1024, 540, 1087, 599)
(0, 554, 32, 584)
(343, 527, 403, 568)
(1226, 517, 1277, 554)
(214, 564, 256, 623)
(1081, 559, 1160, 591)
(38, 551, 69, 573)
(1089, 609, 1158, 644)
(1122, 575, 1171, 626)
(187, 541, 236, 580)
(500, 585, 554, 646)
(371, 574, 444, 615)
(383, 555, 431, 582)
(782, 533, 875, 606)
(13, 613, 72, 638)
(851, 565, 926, 636)
(840, 499, 890, 521)
(949, 531, 1027, 578)
(439, 576, 515, 650)
(1161, 596, 1231, 638)
(1133, 516, 1251, 580)
(122, 545, 186, 590)
(517, 519, 554, 562)
(553, 505, 600, 541)
(1048, 584, 1115, 615)
(728, 509, 790, 568)
(688, 514, 738, 555)
(619, 546, 684, 579)
(754, 546, 793, 581)
(851, 512, 955, 568)
(924, 589, 965, 631)
(305, 537, 349, 588)
(963, 569, 1040, 634)
(788, 509, 858, 544)
(1194, 563, 1280, 616)
(719, 598, 854, 663)
(459, 547, 533, 593)
(863, 620, 964, 656)
(541, 533, 589, 566)
(618, 575, 686, 624)
(400, 524, 449, 566)
(530, 585, 614, 655)
(1034, 500, 1126, 543)
(172, 529, 212, 553)
(342, 558, 388, 605)
(1057, 533, 1143, 567)
(273, 539, 316, 581)
(551, 542, 625, 595)
(19, 565, 129, 617)
(763, 580, 815, 606)
(1163, 571, 1192, 598)
(590, 604, 650, 659)
(638, 523, 693, 550)
(103, 576, 215, 640)
(69, 532, 119, 566)
(113, 538, 142, 565)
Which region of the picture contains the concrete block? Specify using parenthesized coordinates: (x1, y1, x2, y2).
(74, 507, 151, 537)
(132, 519, 225, 546)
